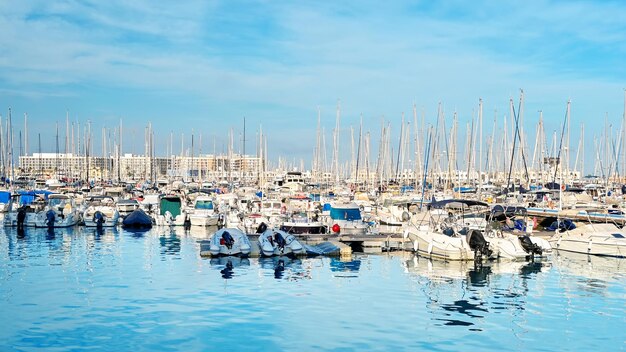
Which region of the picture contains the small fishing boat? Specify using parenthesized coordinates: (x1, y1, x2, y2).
(256, 224, 305, 257)
(122, 209, 153, 229)
(208, 228, 251, 256)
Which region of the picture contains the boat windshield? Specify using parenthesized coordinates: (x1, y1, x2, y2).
(263, 202, 282, 209)
(49, 198, 65, 207)
(195, 200, 214, 210)
(330, 207, 362, 221)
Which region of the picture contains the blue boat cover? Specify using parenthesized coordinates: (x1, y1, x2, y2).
(330, 207, 362, 221)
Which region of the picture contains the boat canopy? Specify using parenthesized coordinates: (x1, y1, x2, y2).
(429, 199, 488, 209)
(330, 207, 362, 221)
(0, 190, 10, 203)
(15, 190, 53, 205)
(160, 196, 182, 217)
(195, 200, 214, 210)
(452, 186, 476, 194)
(491, 205, 528, 217)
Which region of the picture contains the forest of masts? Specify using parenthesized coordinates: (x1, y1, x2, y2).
(310, 90, 626, 191)
(0, 90, 625, 190)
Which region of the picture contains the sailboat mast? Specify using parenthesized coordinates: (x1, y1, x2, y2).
(478, 98, 483, 199)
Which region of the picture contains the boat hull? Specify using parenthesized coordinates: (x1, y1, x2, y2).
(209, 228, 251, 256)
(549, 223, 626, 257)
(258, 229, 305, 256)
(404, 228, 494, 261)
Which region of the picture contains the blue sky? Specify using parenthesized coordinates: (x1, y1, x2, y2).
(1, 0, 625, 173)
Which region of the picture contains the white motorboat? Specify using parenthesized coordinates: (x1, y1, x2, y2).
(208, 228, 251, 256)
(549, 222, 626, 257)
(326, 201, 370, 235)
(404, 199, 495, 261)
(33, 193, 81, 228)
(83, 196, 120, 227)
(153, 195, 188, 226)
(188, 195, 220, 226)
(3, 194, 41, 227)
(280, 211, 326, 234)
(239, 212, 271, 234)
(116, 199, 140, 220)
(489, 205, 552, 255)
(257, 227, 305, 257)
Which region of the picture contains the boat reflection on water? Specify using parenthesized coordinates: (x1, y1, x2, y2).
(186, 225, 217, 240)
(258, 256, 312, 280)
(330, 257, 361, 278)
(210, 256, 251, 279)
(124, 227, 150, 238)
(553, 250, 626, 296)
(88, 226, 119, 242)
(404, 255, 548, 329)
(158, 232, 181, 257)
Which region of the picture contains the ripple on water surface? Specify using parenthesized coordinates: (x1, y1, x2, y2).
(1, 227, 625, 351)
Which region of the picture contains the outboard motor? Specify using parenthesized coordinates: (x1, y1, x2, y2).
(274, 259, 285, 279)
(220, 231, 235, 249)
(164, 210, 173, 223)
(220, 260, 234, 279)
(274, 232, 286, 251)
(217, 213, 225, 229)
(93, 211, 105, 228)
(560, 219, 576, 231)
(467, 230, 493, 259)
(184, 215, 191, 229)
(256, 222, 268, 234)
(519, 235, 542, 255)
(17, 206, 27, 229)
(442, 227, 455, 237)
(46, 209, 56, 229)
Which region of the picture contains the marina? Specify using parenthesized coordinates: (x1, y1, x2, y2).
(3, 1, 626, 350)
(1, 96, 626, 349)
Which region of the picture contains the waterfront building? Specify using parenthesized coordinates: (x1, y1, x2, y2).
(18, 153, 262, 182)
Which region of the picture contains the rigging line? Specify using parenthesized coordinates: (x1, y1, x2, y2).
(505, 99, 518, 193)
(552, 102, 569, 185)
(512, 96, 531, 184)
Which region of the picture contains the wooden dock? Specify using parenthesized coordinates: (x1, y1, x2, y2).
(199, 232, 406, 258)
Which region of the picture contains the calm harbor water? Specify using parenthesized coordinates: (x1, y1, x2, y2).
(1, 226, 624, 351)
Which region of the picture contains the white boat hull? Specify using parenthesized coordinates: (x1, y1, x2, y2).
(549, 223, 626, 257)
(404, 227, 495, 261)
(33, 212, 80, 228)
(258, 229, 305, 256)
(83, 207, 120, 227)
(208, 228, 251, 256)
(189, 214, 219, 227)
(154, 214, 187, 227)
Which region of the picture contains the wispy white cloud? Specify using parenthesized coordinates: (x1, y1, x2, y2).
(0, 0, 624, 165)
